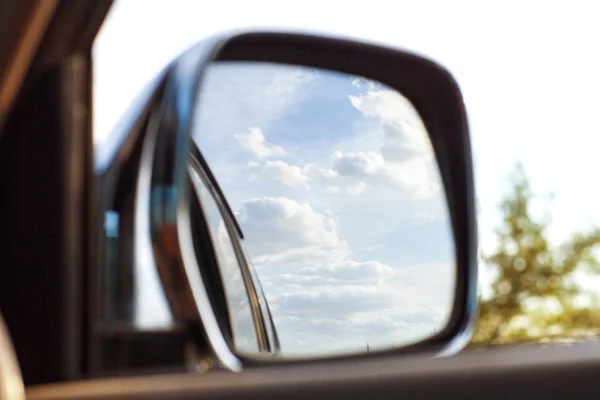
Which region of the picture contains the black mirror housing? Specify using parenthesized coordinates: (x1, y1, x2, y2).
(94, 30, 478, 373)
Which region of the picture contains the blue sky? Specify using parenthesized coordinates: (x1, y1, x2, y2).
(93, 0, 600, 354)
(190, 62, 455, 355)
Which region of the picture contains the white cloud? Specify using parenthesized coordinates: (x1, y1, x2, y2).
(192, 63, 316, 161)
(349, 89, 432, 161)
(262, 260, 455, 356)
(263, 260, 454, 307)
(303, 162, 368, 195)
(221, 82, 453, 354)
(333, 150, 385, 176)
(249, 160, 310, 189)
(265, 259, 394, 286)
(304, 150, 439, 198)
(268, 87, 441, 198)
(299, 260, 394, 283)
(351, 76, 380, 90)
(271, 285, 395, 318)
(234, 195, 454, 354)
(271, 311, 438, 356)
(237, 196, 348, 265)
(235, 127, 287, 158)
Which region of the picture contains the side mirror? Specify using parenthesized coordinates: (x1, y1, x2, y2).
(94, 31, 477, 372)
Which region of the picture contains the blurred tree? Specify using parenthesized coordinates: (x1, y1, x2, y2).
(470, 164, 600, 346)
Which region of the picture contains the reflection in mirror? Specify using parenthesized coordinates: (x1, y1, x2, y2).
(190, 61, 456, 358)
(188, 166, 263, 354)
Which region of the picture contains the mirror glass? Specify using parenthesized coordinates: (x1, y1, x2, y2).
(190, 61, 456, 358)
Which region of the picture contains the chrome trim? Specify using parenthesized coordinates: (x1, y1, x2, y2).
(95, 36, 247, 372)
(140, 36, 246, 372)
(187, 151, 270, 353)
(243, 244, 281, 353)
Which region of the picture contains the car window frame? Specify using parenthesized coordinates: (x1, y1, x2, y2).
(188, 144, 274, 354)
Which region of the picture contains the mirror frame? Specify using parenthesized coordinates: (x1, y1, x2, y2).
(94, 30, 478, 372)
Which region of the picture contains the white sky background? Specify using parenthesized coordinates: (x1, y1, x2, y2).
(93, 0, 600, 352)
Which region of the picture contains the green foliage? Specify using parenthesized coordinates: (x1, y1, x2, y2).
(470, 164, 600, 346)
